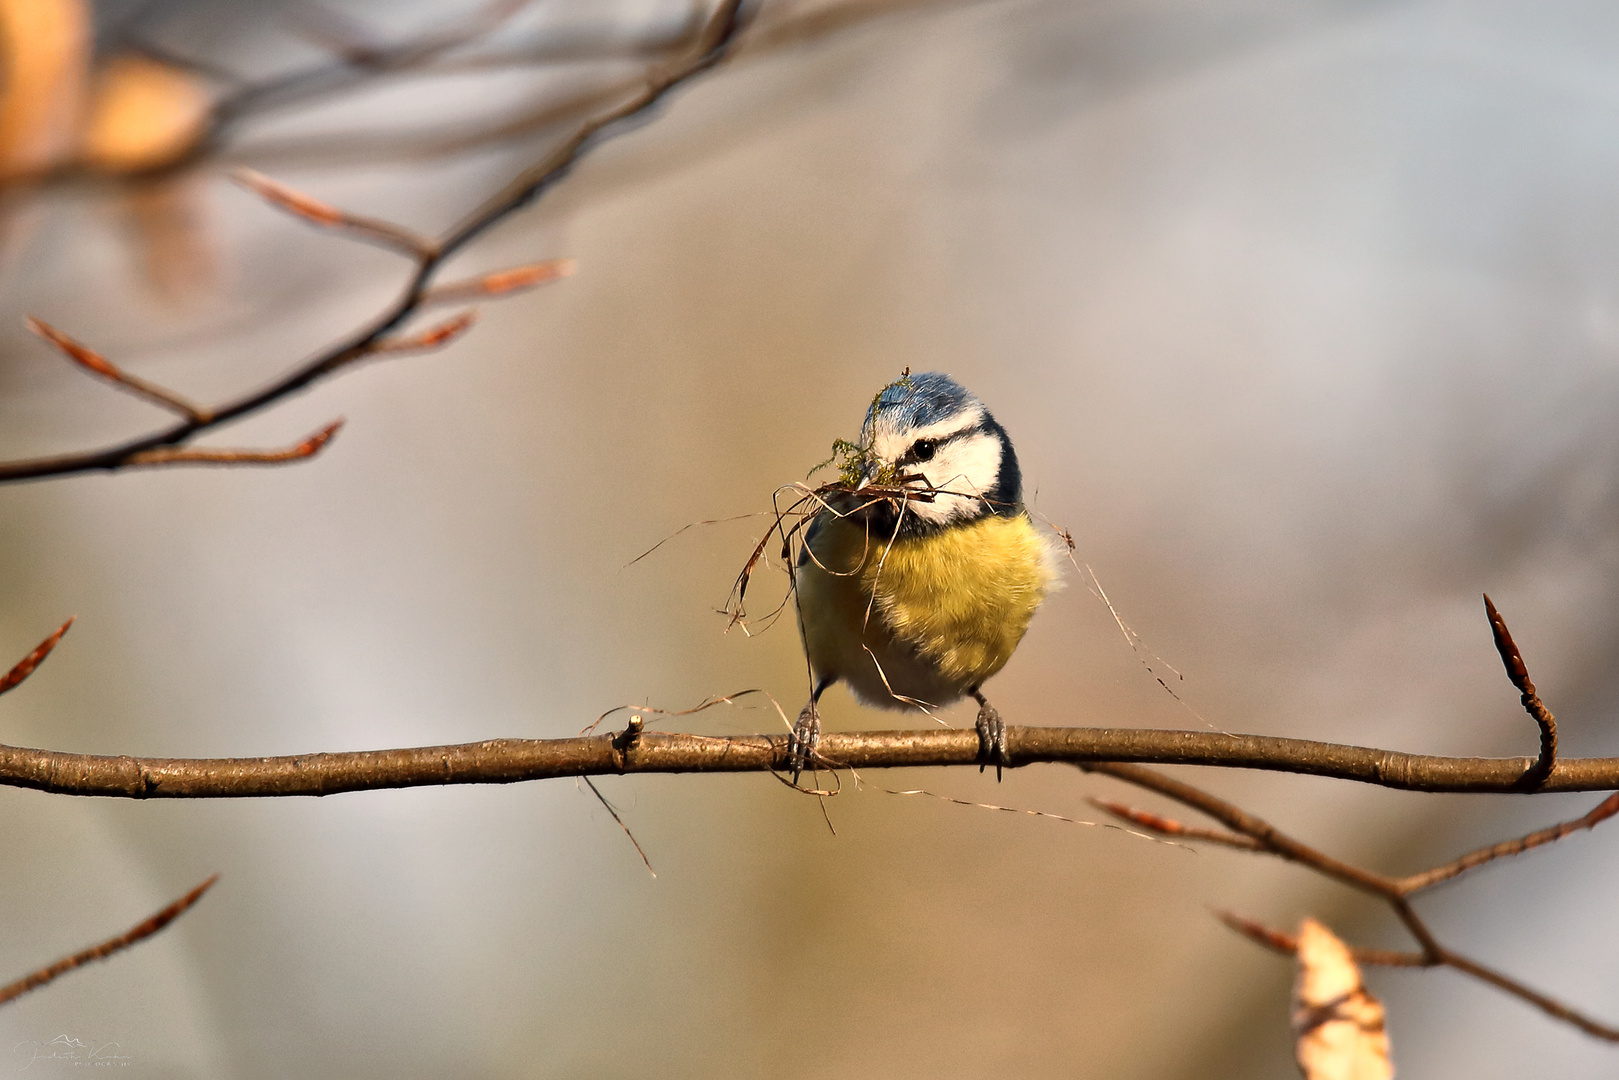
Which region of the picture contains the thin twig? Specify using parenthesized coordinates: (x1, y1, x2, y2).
(372, 312, 480, 354)
(1484, 594, 1557, 787)
(26, 318, 208, 423)
(0, 0, 748, 485)
(1396, 791, 1619, 892)
(207, 0, 537, 133)
(1078, 761, 1399, 894)
(1440, 950, 1619, 1042)
(1213, 911, 1429, 967)
(420, 259, 577, 305)
(0, 875, 219, 1006)
(0, 619, 74, 697)
(232, 168, 438, 257)
(1081, 761, 1619, 1040)
(1089, 798, 1265, 851)
(124, 420, 343, 468)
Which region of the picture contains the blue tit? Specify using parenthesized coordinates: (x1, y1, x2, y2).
(788, 372, 1062, 782)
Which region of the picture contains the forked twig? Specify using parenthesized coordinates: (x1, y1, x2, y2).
(1081, 757, 1619, 1039)
(0, 0, 748, 484)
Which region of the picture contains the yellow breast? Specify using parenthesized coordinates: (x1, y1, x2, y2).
(797, 511, 1057, 701)
(862, 513, 1055, 686)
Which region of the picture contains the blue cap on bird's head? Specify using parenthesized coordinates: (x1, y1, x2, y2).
(847, 371, 1023, 531)
(860, 372, 981, 446)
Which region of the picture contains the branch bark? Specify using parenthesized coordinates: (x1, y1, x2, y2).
(1083, 761, 1619, 1040)
(3, 725, 1618, 799)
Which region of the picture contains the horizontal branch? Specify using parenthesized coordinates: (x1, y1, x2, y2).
(5, 726, 1619, 799)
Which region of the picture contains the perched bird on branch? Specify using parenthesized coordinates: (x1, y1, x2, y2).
(789, 372, 1062, 782)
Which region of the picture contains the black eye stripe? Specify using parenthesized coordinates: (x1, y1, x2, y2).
(900, 426, 981, 465)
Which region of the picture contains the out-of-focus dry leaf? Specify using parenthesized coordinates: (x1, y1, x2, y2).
(82, 55, 211, 174)
(120, 175, 217, 302)
(1292, 918, 1394, 1080)
(0, 0, 89, 178)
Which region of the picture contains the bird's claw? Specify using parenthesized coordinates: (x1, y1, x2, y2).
(788, 703, 820, 785)
(975, 701, 1010, 781)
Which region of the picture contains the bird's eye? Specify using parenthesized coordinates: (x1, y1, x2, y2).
(910, 438, 937, 462)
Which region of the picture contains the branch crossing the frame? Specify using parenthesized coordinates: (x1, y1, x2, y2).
(0, 0, 1612, 1057)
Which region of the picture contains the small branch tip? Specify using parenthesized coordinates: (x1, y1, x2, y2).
(1483, 594, 1533, 694)
(0, 872, 220, 1006)
(1483, 595, 1557, 787)
(0, 617, 77, 697)
(126, 419, 343, 468)
(232, 167, 343, 225)
(27, 317, 207, 421)
(375, 311, 479, 353)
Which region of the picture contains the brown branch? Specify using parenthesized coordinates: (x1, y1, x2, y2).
(1214, 911, 1429, 967)
(0, 615, 1609, 1040)
(1484, 594, 1557, 787)
(0, 726, 1617, 799)
(232, 168, 438, 257)
(0, 875, 219, 1006)
(1440, 951, 1619, 1042)
(198, 0, 939, 150)
(1079, 761, 1619, 1040)
(89, 2, 957, 183)
(421, 259, 577, 305)
(1395, 791, 1619, 892)
(204, 0, 543, 133)
(26, 318, 208, 422)
(124, 420, 343, 468)
(0, 0, 749, 485)
(217, 3, 943, 177)
(1079, 761, 1398, 893)
(371, 312, 479, 354)
(0, 619, 74, 697)
(1088, 798, 1265, 851)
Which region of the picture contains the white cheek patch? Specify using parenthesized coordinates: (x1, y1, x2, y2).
(910, 431, 1002, 525)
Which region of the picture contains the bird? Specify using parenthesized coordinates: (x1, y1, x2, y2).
(788, 371, 1061, 783)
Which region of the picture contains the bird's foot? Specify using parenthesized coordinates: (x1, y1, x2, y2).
(974, 697, 1010, 781)
(788, 701, 821, 785)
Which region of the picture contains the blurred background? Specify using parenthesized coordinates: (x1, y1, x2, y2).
(0, 0, 1616, 1075)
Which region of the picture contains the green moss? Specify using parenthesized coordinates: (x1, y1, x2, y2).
(806, 370, 914, 486)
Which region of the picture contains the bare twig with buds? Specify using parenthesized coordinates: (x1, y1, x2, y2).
(0, 875, 219, 1006)
(0, 618, 74, 697)
(1085, 600, 1619, 1042)
(0, 0, 747, 483)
